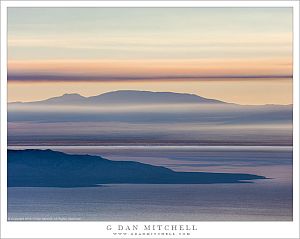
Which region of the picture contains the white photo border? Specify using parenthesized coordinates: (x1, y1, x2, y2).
(1, 1, 299, 238)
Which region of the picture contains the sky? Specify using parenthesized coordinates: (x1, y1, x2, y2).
(7, 7, 293, 105)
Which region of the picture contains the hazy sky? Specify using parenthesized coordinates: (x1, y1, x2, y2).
(8, 8, 293, 104)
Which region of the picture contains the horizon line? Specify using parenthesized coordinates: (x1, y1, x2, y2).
(7, 73, 293, 82)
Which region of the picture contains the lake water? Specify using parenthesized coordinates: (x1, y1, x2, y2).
(8, 146, 293, 221)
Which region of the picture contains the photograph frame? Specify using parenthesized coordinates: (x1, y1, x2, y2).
(1, 1, 299, 238)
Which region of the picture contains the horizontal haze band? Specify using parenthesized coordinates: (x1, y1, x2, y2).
(8, 73, 293, 82)
(8, 145, 293, 151)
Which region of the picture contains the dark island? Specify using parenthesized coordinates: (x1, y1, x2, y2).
(8, 149, 266, 187)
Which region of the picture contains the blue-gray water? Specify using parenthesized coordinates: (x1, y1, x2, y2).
(8, 146, 293, 221)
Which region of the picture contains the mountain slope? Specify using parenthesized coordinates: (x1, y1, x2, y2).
(9, 90, 227, 106)
(86, 90, 226, 104)
(8, 149, 265, 187)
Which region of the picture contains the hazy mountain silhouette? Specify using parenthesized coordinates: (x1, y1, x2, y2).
(9, 90, 227, 105)
(8, 149, 266, 187)
(7, 90, 292, 146)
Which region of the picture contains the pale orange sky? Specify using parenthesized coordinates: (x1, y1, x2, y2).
(8, 58, 292, 76)
(7, 8, 293, 105)
(8, 79, 292, 105)
(8, 58, 293, 105)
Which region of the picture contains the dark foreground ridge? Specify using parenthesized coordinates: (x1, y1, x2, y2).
(8, 149, 266, 187)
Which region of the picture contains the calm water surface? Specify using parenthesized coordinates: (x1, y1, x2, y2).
(8, 146, 293, 221)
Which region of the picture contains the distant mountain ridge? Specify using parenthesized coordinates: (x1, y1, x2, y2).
(9, 90, 227, 105)
(7, 90, 292, 146)
(8, 149, 266, 187)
